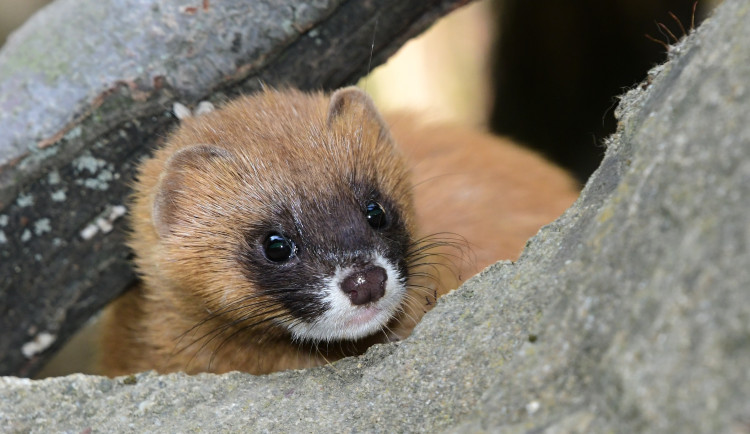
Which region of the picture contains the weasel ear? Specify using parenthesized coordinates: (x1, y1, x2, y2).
(327, 87, 390, 138)
(152, 144, 233, 238)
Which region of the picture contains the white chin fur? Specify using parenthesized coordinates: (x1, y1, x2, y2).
(286, 254, 405, 342)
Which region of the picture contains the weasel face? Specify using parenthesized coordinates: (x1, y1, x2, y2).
(234, 178, 413, 343)
(139, 87, 416, 345)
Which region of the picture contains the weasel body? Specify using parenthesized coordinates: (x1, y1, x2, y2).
(100, 87, 578, 376)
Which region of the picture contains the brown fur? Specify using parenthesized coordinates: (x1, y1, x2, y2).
(99, 87, 578, 376)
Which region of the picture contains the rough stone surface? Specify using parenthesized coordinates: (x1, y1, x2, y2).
(1, 0, 749, 432)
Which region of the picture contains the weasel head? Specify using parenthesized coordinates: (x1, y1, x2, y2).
(138, 87, 416, 344)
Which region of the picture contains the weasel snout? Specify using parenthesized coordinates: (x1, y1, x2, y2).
(341, 266, 387, 305)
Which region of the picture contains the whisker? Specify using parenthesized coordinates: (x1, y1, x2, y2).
(172, 303, 290, 365)
(657, 21, 679, 44)
(206, 312, 292, 369)
(175, 296, 284, 345)
(668, 11, 686, 38)
(394, 296, 425, 325)
(177, 312, 283, 364)
(691, 1, 697, 32)
(645, 32, 670, 51)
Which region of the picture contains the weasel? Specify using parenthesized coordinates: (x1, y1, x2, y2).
(99, 87, 579, 376)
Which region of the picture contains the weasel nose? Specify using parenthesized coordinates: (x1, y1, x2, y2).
(341, 266, 387, 305)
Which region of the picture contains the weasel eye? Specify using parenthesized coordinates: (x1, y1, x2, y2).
(365, 201, 387, 229)
(263, 233, 296, 262)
